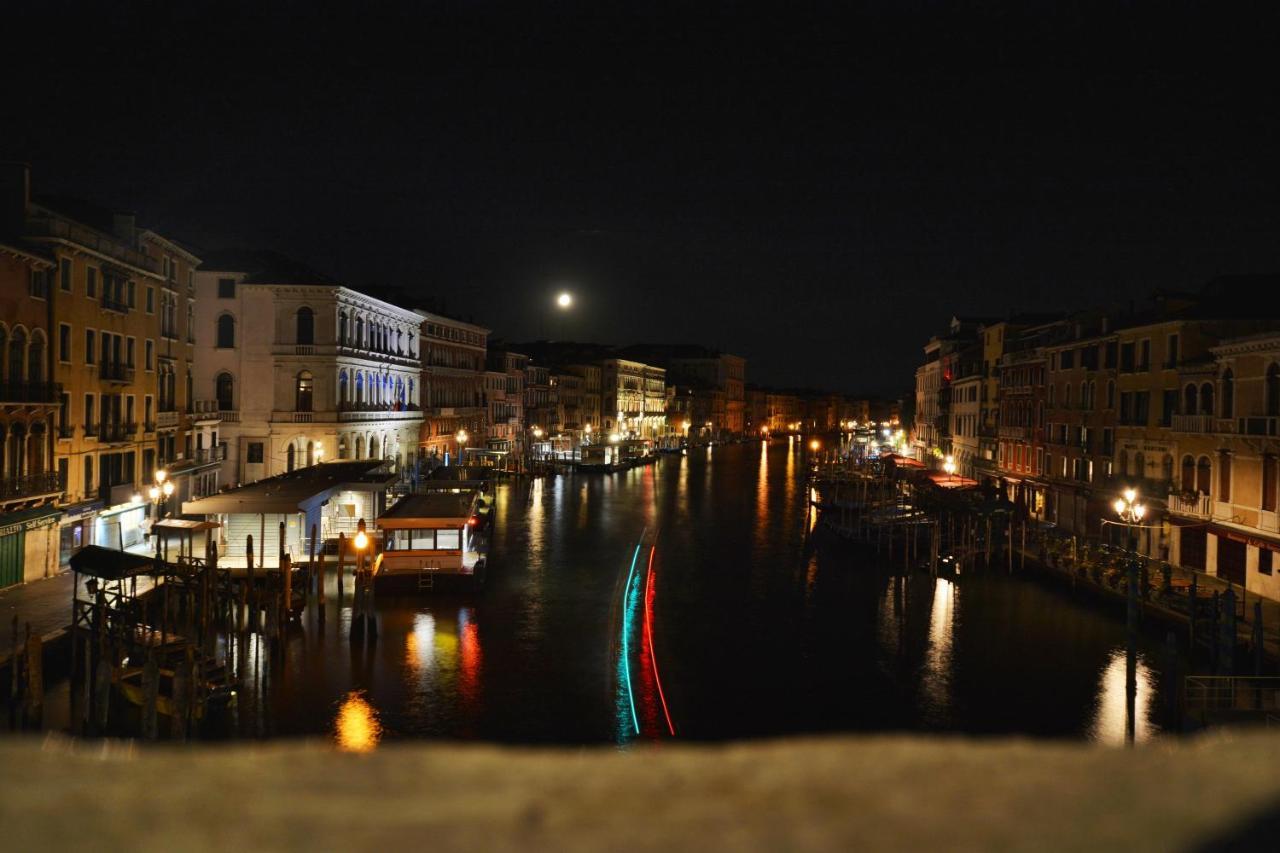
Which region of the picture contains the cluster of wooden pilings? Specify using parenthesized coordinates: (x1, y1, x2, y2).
(811, 464, 1029, 578)
(53, 521, 378, 740)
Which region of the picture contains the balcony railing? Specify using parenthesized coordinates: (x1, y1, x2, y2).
(98, 363, 136, 384)
(998, 425, 1029, 439)
(101, 294, 131, 314)
(1168, 492, 1212, 518)
(24, 215, 161, 273)
(157, 411, 179, 429)
(0, 381, 63, 404)
(0, 471, 64, 502)
(1237, 416, 1280, 437)
(143, 421, 156, 433)
(99, 422, 135, 442)
(83, 422, 98, 437)
(193, 445, 227, 465)
(57, 423, 74, 439)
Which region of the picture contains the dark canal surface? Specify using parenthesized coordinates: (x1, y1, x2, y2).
(217, 438, 1174, 748)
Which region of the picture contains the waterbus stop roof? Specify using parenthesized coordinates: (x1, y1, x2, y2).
(378, 492, 477, 528)
(181, 461, 396, 516)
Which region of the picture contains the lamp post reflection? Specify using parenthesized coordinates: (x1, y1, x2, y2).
(1113, 488, 1146, 747)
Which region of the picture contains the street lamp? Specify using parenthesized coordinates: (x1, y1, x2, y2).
(147, 469, 174, 557)
(943, 454, 956, 484)
(1113, 487, 1146, 747)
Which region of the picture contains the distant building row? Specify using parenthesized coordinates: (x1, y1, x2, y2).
(0, 165, 759, 586)
(911, 279, 1280, 600)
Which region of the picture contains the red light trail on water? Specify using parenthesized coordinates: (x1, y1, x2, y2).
(644, 545, 676, 737)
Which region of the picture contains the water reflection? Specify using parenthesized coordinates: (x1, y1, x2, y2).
(334, 691, 381, 752)
(1088, 649, 1157, 745)
(920, 577, 955, 724)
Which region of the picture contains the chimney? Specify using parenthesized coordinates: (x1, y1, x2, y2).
(112, 212, 136, 244)
(0, 161, 31, 236)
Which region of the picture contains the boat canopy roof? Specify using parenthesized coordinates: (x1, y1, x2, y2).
(69, 545, 155, 580)
(378, 492, 477, 528)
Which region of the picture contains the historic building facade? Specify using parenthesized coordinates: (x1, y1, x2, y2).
(194, 252, 422, 485)
(417, 311, 488, 465)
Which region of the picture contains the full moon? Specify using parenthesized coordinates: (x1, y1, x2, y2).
(557, 292, 572, 308)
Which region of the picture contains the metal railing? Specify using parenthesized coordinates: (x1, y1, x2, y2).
(98, 363, 136, 383)
(0, 381, 63, 403)
(0, 471, 64, 501)
(1185, 676, 1280, 713)
(157, 410, 179, 428)
(101, 294, 131, 313)
(24, 215, 161, 273)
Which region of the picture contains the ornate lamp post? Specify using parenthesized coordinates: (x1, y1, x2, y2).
(147, 469, 175, 558)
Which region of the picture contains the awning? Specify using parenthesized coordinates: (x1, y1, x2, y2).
(154, 519, 222, 532)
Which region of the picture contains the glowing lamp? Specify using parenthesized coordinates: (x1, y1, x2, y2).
(1113, 498, 1127, 516)
(162, 480, 174, 498)
(353, 530, 369, 551)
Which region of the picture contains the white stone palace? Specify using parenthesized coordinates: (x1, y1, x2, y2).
(192, 251, 422, 486)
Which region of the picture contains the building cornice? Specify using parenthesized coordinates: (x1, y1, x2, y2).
(1211, 334, 1280, 359)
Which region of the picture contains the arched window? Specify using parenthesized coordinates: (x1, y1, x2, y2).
(1181, 455, 1195, 491)
(216, 314, 235, 348)
(1063, 384, 1072, 408)
(408, 378, 415, 406)
(338, 371, 349, 407)
(286, 443, 296, 472)
(8, 327, 26, 384)
(338, 311, 348, 346)
(8, 423, 26, 478)
(1268, 364, 1280, 417)
(1048, 384, 1055, 407)
(296, 307, 315, 345)
(355, 435, 365, 460)
(355, 316, 365, 348)
(295, 370, 314, 412)
(1221, 368, 1234, 419)
(1196, 456, 1212, 495)
(215, 372, 234, 410)
(306, 440, 316, 467)
(355, 372, 364, 405)
(1199, 382, 1214, 415)
(27, 330, 45, 384)
(370, 435, 380, 459)
(1134, 451, 1145, 480)
(1079, 381, 1088, 409)
(1089, 381, 1096, 410)
(1161, 453, 1173, 484)
(1184, 384, 1197, 415)
(338, 436, 348, 459)
(1119, 448, 1128, 476)
(1106, 380, 1115, 410)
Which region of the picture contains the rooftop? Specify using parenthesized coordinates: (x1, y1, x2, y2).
(182, 461, 394, 515)
(198, 248, 338, 285)
(380, 492, 477, 524)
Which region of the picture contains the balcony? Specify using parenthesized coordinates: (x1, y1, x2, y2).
(157, 411, 179, 429)
(101, 294, 131, 314)
(98, 363, 136, 384)
(276, 411, 314, 423)
(0, 471, 64, 503)
(1237, 416, 1280, 437)
(99, 422, 136, 442)
(192, 400, 227, 423)
(24, 215, 161, 273)
(1168, 492, 1211, 518)
(0, 381, 63, 405)
(83, 422, 98, 438)
(143, 421, 156, 433)
(338, 406, 423, 422)
(998, 425, 1028, 439)
(57, 423, 73, 439)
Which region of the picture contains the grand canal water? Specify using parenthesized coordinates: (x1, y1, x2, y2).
(231, 439, 1174, 747)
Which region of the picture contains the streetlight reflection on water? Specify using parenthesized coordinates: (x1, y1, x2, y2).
(335, 692, 382, 752)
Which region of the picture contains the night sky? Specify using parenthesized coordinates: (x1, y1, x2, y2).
(6, 3, 1278, 396)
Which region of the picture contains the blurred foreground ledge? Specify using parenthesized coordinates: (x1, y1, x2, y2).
(4, 733, 1280, 851)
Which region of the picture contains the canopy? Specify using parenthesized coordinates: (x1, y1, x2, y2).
(69, 545, 155, 580)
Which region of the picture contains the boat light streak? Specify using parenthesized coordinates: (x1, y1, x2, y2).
(621, 538, 643, 735)
(644, 545, 676, 736)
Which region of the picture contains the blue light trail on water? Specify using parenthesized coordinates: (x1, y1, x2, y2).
(621, 539, 643, 735)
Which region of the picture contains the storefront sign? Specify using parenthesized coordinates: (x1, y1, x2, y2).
(1221, 529, 1280, 554)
